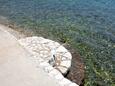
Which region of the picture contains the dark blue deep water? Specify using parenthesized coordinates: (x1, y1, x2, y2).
(0, 0, 115, 86)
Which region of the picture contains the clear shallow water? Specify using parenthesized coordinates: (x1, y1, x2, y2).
(0, 0, 115, 86)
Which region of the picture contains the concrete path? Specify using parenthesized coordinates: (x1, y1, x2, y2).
(0, 25, 60, 86)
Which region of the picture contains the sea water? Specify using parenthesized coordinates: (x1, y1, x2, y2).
(0, 0, 114, 85)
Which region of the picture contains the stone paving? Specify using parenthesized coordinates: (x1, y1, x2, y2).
(18, 36, 79, 86)
(0, 26, 60, 86)
(18, 36, 72, 74)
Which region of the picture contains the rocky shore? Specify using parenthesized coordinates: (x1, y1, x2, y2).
(0, 23, 84, 86)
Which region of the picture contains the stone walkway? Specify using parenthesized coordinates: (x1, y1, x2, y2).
(0, 24, 79, 86)
(0, 25, 60, 86)
(18, 37, 72, 74)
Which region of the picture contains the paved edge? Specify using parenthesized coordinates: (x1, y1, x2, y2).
(0, 24, 60, 86)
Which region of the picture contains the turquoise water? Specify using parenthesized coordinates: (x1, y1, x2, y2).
(0, 0, 115, 86)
